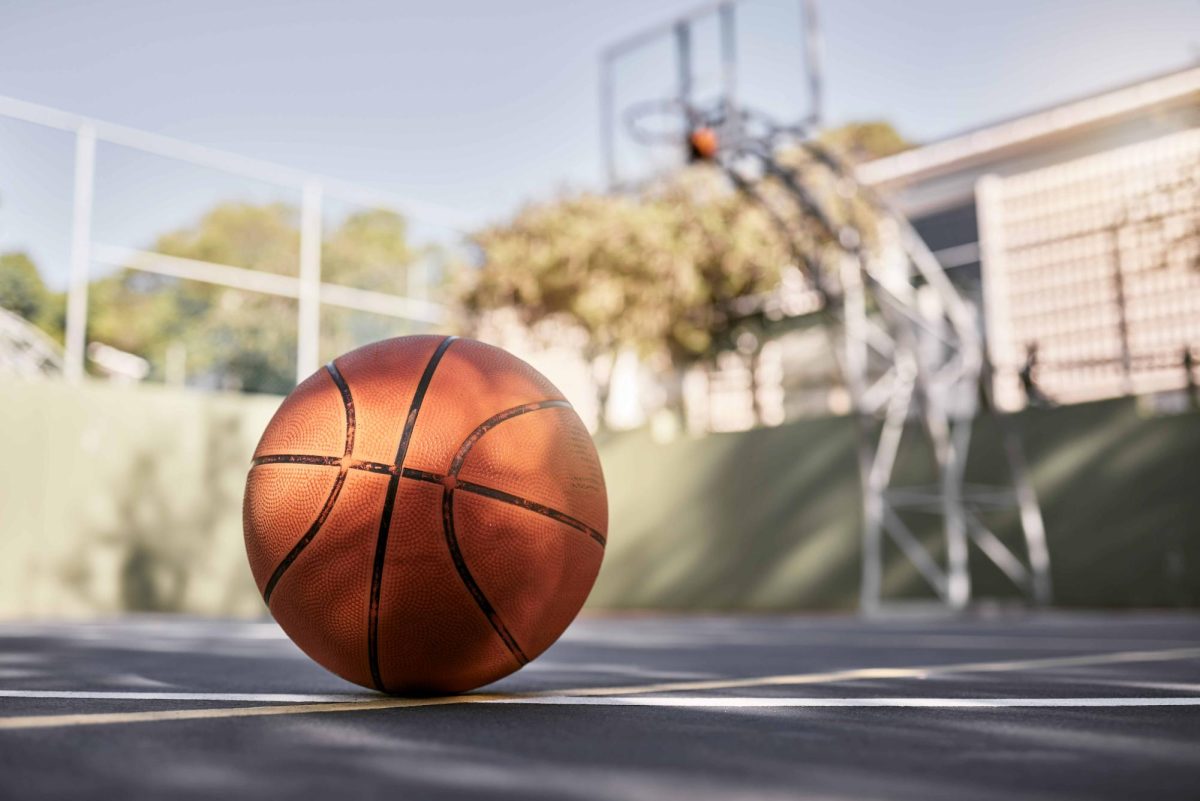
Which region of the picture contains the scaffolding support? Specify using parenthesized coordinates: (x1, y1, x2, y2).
(604, 0, 1052, 608)
(64, 124, 96, 382)
(711, 121, 1052, 612)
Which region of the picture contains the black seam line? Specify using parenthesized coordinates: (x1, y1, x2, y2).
(252, 457, 401, 474)
(251, 457, 602, 552)
(262, 362, 356, 604)
(251, 464, 604, 547)
(395, 465, 604, 546)
(456, 481, 607, 548)
(252, 364, 355, 470)
(252, 454, 341, 468)
(401, 467, 444, 483)
(327, 361, 356, 456)
(349, 459, 399, 475)
(442, 488, 530, 665)
(436, 399, 578, 666)
(448, 400, 571, 475)
(447, 398, 603, 545)
(367, 335, 457, 693)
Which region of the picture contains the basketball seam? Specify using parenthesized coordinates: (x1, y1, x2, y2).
(448, 399, 571, 474)
(442, 399, 605, 545)
(367, 335, 457, 693)
(441, 488, 530, 665)
(250, 457, 605, 545)
(259, 362, 356, 605)
(454, 481, 607, 547)
(433, 399, 594, 669)
(253, 454, 340, 467)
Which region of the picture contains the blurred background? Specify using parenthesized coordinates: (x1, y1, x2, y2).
(1, 0, 1197, 619)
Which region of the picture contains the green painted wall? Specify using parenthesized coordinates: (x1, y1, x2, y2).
(0, 379, 277, 618)
(0, 378, 1196, 619)
(593, 401, 1200, 609)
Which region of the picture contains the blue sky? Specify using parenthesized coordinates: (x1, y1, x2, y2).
(1, 0, 1197, 287)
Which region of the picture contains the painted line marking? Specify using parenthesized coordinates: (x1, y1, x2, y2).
(0, 695, 505, 731)
(488, 696, 1200, 708)
(1, 646, 1198, 731)
(546, 646, 1200, 697)
(0, 690, 368, 702)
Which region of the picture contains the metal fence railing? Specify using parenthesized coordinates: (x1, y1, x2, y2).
(0, 94, 469, 387)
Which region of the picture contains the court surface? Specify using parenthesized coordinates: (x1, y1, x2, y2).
(1, 612, 1198, 800)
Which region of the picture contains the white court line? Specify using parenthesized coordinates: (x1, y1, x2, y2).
(3, 646, 1199, 730)
(0, 690, 364, 703)
(489, 696, 1200, 709)
(3, 690, 1199, 709)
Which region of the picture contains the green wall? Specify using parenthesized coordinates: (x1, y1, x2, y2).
(0, 379, 277, 618)
(0, 378, 1196, 619)
(592, 400, 1200, 609)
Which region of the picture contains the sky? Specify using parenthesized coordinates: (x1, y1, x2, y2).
(0, 0, 1197, 287)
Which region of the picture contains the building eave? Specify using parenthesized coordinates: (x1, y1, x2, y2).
(857, 64, 1200, 188)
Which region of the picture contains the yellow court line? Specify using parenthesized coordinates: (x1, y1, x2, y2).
(1, 646, 1197, 731)
(0, 694, 513, 731)
(550, 646, 1200, 697)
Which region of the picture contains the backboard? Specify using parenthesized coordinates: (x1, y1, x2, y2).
(599, 0, 822, 188)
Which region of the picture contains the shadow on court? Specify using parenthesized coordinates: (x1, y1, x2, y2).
(0, 612, 1197, 800)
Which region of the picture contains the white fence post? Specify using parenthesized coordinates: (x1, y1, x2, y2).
(297, 181, 323, 383)
(64, 124, 96, 382)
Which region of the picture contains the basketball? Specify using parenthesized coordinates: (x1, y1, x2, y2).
(242, 335, 607, 694)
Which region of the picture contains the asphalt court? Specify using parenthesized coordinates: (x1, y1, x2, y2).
(0, 612, 1197, 799)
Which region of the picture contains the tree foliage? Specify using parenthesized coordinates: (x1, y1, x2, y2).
(463, 170, 794, 368)
(819, 120, 911, 164)
(463, 123, 908, 361)
(460, 121, 910, 423)
(89, 202, 420, 393)
(0, 251, 65, 341)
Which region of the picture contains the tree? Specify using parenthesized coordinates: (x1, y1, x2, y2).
(323, 208, 415, 294)
(0, 251, 65, 341)
(89, 202, 422, 394)
(818, 120, 911, 164)
(462, 169, 800, 424)
(461, 122, 909, 427)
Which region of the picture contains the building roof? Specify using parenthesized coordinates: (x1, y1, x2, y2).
(857, 64, 1200, 187)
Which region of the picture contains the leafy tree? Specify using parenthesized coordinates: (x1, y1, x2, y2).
(461, 122, 907, 426)
(0, 251, 65, 342)
(818, 120, 911, 164)
(323, 208, 415, 294)
(462, 170, 800, 423)
(89, 202, 421, 394)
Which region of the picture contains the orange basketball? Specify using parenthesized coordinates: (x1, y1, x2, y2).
(688, 126, 719, 161)
(243, 335, 607, 694)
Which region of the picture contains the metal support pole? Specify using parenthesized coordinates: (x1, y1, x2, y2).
(719, 2, 737, 112)
(1110, 225, 1133, 395)
(599, 57, 617, 188)
(801, 0, 824, 127)
(1004, 424, 1053, 605)
(942, 418, 971, 609)
(297, 182, 323, 383)
(675, 22, 693, 111)
(1185, 347, 1199, 412)
(842, 254, 883, 613)
(64, 124, 96, 382)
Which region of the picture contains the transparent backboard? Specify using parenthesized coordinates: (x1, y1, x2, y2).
(600, 0, 819, 188)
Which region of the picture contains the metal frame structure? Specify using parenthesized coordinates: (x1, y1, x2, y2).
(604, 2, 1052, 611)
(0, 95, 461, 386)
(599, 0, 823, 189)
(736, 126, 1051, 612)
